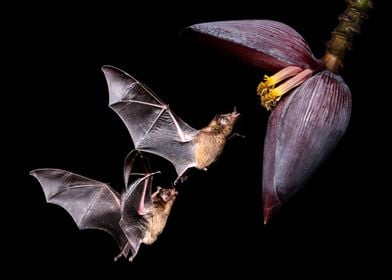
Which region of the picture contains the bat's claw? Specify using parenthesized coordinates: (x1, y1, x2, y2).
(114, 253, 122, 262)
(174, 175, 188, 185)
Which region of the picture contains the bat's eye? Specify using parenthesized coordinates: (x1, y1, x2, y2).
(219, 117, 229, 125)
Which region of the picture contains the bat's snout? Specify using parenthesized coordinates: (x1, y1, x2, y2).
(231, 111, 240, 119)
(231, 106, 240, 119)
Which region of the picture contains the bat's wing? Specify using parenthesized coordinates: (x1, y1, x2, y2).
(123, 150, 151, 189)
(30, 169, 128, 252)
(119, 172, 158, 261)
(102, 65, 198, 178)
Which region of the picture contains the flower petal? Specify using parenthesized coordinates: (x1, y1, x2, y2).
(262, 70, 351, 223)
(182, 20, 323, 72)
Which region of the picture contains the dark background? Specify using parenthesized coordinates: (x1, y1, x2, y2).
(8, 0, 390, 277)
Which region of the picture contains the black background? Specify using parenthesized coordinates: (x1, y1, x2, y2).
(8, 0, 390, 277)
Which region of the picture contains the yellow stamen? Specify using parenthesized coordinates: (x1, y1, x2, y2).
(257, 66, 314, 110)
(259, 88, 282, 111)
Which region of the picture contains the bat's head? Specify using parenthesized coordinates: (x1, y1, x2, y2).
(157, 187, 178, 203)
(210, 110, 240, 137)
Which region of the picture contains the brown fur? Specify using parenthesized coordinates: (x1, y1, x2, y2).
(143, 189, 177, 245)
(194, 130, 226, 169)
(193, 112, 239, 169)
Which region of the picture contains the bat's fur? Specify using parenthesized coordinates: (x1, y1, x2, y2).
(143, 188, 177, 244)
(194, 112, 239, 169)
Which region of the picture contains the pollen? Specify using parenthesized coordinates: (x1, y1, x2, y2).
(257, 66, 313, 110)
(259, 88, 282, 111)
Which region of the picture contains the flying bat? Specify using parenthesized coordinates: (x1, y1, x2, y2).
(102, 65, 239, 183)
(30, 152, 177, 261)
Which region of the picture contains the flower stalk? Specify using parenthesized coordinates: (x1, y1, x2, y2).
(323, 0, 373, 73)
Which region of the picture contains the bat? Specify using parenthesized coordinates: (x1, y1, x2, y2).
(102, 65, 240, 183)
(30, 151, 177, 261)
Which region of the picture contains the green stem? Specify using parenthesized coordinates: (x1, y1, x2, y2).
(322, 0, 373, 73)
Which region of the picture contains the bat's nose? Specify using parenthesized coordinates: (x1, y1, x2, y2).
(231, 111, 240, 119)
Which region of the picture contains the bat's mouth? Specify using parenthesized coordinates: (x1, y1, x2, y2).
(231, 111, 240, 119)
(231, 107, 240, 119)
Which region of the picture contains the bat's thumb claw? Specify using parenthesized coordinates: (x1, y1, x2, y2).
(114, 253, 122, 262)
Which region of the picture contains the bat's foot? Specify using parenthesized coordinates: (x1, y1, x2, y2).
(174, 175, 188, 185)
(114, 252, 123, 262)
(227, 132, 245, 141)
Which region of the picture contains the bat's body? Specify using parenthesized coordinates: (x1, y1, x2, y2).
(194, 118, 234, 169)
(30, 153, 177, 261)
(102, 65, 239, 182)
(143, 188, 177, 244)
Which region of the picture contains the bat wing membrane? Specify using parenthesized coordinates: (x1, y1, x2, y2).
(102, 65, 198, 177)
(30, 169, 128, 249)
(31, 154, 162, 261)
(119, 173, 157, 260)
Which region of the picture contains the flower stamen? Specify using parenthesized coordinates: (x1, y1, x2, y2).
(257, 66, 314, 110)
